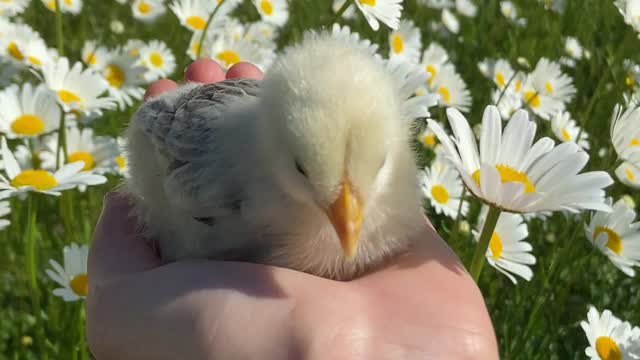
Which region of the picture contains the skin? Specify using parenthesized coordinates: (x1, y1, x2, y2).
(86, 60, 499, 360)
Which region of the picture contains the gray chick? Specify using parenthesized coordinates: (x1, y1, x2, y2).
(124, 34, 426, 281)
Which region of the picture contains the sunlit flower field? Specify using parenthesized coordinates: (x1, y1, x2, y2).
(1, 0, 640, 358)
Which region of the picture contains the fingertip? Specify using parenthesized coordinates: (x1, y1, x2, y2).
(144, 79, 177, 101)
(226, 62, 264, 80)
(184, 58, 225, 83)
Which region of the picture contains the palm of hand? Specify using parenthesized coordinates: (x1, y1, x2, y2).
(86, 61, 498, 360)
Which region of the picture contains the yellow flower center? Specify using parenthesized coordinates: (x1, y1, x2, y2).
(561, 128, 571, 141)
(630, 138, 640, 146)
(544, 81, 553, 93)
(84, 52, 97, 65)
(426, 64, 437, 85)
(495, 72, 505, 88)
(472, 164, 536, 193)
(69, 273, 89, 297)
(216, 50, 241, 67)
(58, 89, 82, 104)
(68, 151, 94, 171)
(260, 0, 273, 15)
(514, 79, 522, 92)
(104, 64, 125, 88)
(11, 114, 45, 136)
(625, 167, 636, 182)
(114, 155, 126, 169)
(27, 56, 41, 66)
(137, 2, 151, 13)
(430, 184, 449, 204)
(129, 48, 139, 57)
(391, 33, 404, 54)
(438, 86, 451, 103)
(524, 91, 540, 108)
(7, 42, 23, 60)
(359, 0, 376, 6)
(10, 170, 58, 190)
(149, 52, 163, 67)
(422, 133, 436, 146)
(46, 0, 55, 9)
(595, 336, 622, 360)
(489, 231, 503, 259)
(593, 226, 622, 255)
(626, 75, 636, 88)
(186, 15, 206, 30)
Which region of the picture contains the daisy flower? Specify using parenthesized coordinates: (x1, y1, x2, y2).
(455, 0, 477, 17)
(353, 0, 402, 31)
(585, 198, 640, 277)
(419, 159, 468, 219)
(522, 58, 575, 119)
(253, 0, 288, 26)
(473, 207, 534, 284)
(616, 162, 640, 189)
(388, 20, 421, 64)
(41, 57, 114, 115)
(100, 50, 147, 110)
(0, 0, 30, 16)
(420, 43, 449, 86)
(430, 64, 472, 112)
(581, 307, 635, 360)
(420, 0, 454, 9)
(0, 83, 60, 139)
(550, 111, 590, 149)
(615, 0, 640, 33)
(418, 127, 438, 148)
(138, 40, 176, 82)
(132, 0, 166, 22)
(540, 0, 566, 13)
(564, 36, 586, 60)
(624, 59, 640, 89)
(45, 243, 89, 301)
(21, 39, 55, 69)
(491, 88, 522, 120)
(441, 8, 460, 34)
(385, 60, 439, 119)
(41, 0, 82, 14)
(499, 1, 526, 25)
(169, 0, 239, 32)
(81, 41, 108, 70)
(245, 21, 279, 46)
(0, 23, 43, 66)
(40, 126, 120, 174)
(0, 138, 107, 199)
(610, 104, 640, 168)
(123, 38, 146, 59)
(207, 33, 273, 71)
(427, 105, 613, 213)
(0, 201, 11, 230)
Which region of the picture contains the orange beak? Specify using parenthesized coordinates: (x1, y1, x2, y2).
(326, 179, 364, 260)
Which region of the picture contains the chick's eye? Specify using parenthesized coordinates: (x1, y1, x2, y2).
(295, 161, 308, 178)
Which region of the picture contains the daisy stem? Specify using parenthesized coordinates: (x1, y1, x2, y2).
(77, 304, 87, 360)
(469, 206, 501, 282)
(25, 196, 43, 352)
(333, 0, 353, 23)
(55, 110, 67, 170)
(196, 0, 225, 58)
(493, 71, 519, 107)
(54, 0, 64, 56)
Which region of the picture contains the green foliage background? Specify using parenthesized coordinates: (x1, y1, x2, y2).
(1, 0, 639, 358)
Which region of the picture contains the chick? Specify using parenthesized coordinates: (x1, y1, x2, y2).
(125, 34, 425, 280)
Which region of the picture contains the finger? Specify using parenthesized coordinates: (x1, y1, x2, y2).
(226, 62, 264, 80)
(88, 192, 162, 286)
(144, 79, 178, 101)
(184, 58, 225, 84)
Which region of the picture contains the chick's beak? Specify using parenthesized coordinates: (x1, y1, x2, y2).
(326, 179, 364, 260)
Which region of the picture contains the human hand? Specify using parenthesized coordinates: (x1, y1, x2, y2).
(86, 59, 499, 360)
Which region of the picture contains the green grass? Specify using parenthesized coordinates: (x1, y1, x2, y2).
(1, 0, 640, 358)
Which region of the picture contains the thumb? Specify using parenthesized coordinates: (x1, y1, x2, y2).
(88, 192, 162, 286)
